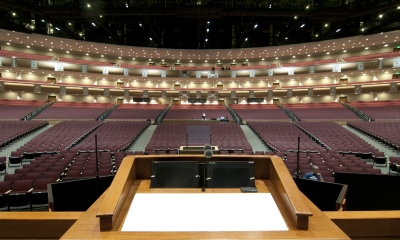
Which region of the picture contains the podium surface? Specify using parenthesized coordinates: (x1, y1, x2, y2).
(61, 155, 350, 239)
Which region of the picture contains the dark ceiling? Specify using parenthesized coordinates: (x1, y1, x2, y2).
(0, 0, 399, 50)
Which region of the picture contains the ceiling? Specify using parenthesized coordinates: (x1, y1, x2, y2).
(0, 0, 400, 52)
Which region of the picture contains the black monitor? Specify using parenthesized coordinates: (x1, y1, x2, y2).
(150, 161, 200, 188)
(206, 161, 255, 188)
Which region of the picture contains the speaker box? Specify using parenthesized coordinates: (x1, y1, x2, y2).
(206, 161, 255, 188)
(150, 161, 200, 188)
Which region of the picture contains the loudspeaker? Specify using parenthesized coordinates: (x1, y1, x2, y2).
(206, 161, 255, 188)
(150, 161, 200, 188)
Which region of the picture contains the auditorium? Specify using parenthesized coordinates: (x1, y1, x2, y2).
(0, 0, 400, 239)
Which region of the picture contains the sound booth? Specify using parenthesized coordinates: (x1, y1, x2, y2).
(150, 161, 255, 189)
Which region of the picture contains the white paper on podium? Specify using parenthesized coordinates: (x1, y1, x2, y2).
(122, 193, 288, 232)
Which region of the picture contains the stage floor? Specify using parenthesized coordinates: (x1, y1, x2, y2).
(122, 193, 288, 232)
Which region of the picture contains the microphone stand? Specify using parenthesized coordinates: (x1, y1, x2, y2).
(186, 134, 188, 149)
(202, 158, 206, 192)
(95, 134, 99, 198)
(296, 134, 300, 186)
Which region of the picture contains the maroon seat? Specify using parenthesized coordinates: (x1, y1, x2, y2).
(4, 173, 24, 183)
(7, 179, 34, 210)
(42, 172, 61, 181)
(61, 170, 81, 181)
(24, 172, 43, 180)
(0, 181, 12, 209)
(31, 178, 55, 207)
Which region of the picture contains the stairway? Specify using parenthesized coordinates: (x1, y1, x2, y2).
(126, 125, 158, 153)
(240, 125, 270, 153)
(343, 125, 397, 174)
(0, 125, 53, 178)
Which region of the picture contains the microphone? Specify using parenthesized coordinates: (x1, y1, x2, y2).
(204, 149, 213, 158)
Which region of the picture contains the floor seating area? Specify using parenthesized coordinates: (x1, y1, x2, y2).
(10, 121, 103, 163)
(295, 122, 386, 164)
(0, 99, 48, 119)
(247, 122, 325, 153)
(70, 121, 150, 153)
(145, 122, 252, 154)
(0, 150, 128, 210)
(107, 104, 167, 120)
(35, 102, 114, 120)
(282, 102, 360, 120)
(229, 104, 289, 121)
(0, 121, 48, 151)
(347, 121, 400, 153)
(346, 100, 400, 120)
(164, 105, 231, 120)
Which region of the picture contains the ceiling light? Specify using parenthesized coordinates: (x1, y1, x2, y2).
(365, 47, 369, 49)
(336, 29, 341, 32)
(300, 24, 305, 28)
(262, 58, 264, 60)
(205, 38, 208, 42)
(87, 4, 90, 7)
(307, 54, 311, 56)
(325, 24, 328, 27)
(149, 37, 152, 40)
(254, 24, 258, 29)
(92, 23, 96, 26)
(245, 38, 248, 41)
(343, 50, 347, 52)
(294, 16, 297, 19)
(384, 44, 388, 47)
(379, 14, 383, 18)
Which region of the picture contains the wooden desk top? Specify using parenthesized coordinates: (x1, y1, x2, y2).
(61, 180, 349, 240)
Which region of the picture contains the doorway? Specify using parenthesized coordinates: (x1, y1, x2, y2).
(47, 95, 56, 102)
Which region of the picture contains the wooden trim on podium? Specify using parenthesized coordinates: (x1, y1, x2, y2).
(325, 211, 400, 239)
(268, 155, 312, 229)
(96, 156, 136, 230)
(0, 212, 82, 239)
(96, 155, 312, 231)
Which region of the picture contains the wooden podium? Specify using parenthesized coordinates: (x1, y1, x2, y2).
(61, 155, 350, 239)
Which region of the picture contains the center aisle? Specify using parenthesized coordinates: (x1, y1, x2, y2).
(240, 125, 270, 153)
(127, 125, 158, 153)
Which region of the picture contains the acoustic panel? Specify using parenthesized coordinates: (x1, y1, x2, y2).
(150, 161, 200, 188)
(206, 161, 255, 188)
